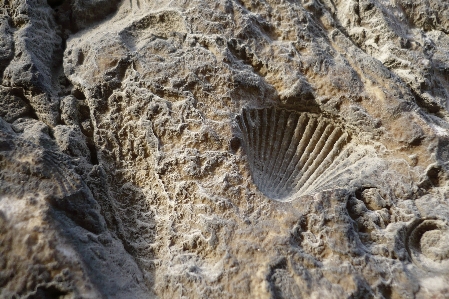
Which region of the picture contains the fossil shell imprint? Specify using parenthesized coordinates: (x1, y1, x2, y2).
(406, 218, 449, 273)
(236, 107, 361, 201)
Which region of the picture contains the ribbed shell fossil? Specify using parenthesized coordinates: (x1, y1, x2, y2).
(236, 107, 359, 201)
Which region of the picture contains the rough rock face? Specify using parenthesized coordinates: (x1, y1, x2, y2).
(1, 0, 449, 298)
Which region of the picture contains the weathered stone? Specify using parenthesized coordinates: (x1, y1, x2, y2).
(1, 0, 448, 298)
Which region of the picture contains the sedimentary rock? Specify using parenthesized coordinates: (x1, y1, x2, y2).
(1, 0, 449, 298)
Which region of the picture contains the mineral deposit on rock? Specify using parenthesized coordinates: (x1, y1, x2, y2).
(1, 0, 449, 298)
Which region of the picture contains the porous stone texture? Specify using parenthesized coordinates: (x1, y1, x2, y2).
(1, 0, 449, 298)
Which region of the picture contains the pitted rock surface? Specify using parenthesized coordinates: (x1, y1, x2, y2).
(1, 0, 449, 298)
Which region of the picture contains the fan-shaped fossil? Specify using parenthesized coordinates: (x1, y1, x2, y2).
(236, 107, 364, 201)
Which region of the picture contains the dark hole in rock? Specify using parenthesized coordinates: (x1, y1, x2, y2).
(427, 166, 444, 187)
(47, 0, 65, 8)
(0, 140, 13, 152)
(229, 136, 241, 153)
(32, 285, 68, 299)
(87, 141, 99, 165)
(72, 88, 86, 101)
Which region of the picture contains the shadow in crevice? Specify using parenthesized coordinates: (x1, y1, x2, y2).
(0, 87, 40, 122)
(0, 127, 152, 297)
(29, 284, 69, 299)
(82, 163, 158, 296)
(47, 167, 157, 298)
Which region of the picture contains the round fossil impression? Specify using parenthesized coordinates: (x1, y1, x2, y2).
(236, 107, 358, 201)
(407, 218, 449, 273)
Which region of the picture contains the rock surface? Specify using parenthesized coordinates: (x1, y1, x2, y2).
(1, 0, 449, 298)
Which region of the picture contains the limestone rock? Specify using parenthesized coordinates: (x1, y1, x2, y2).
(1, 0, 449, 298)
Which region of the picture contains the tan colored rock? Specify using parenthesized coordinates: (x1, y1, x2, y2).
(1, 0, 449, 298)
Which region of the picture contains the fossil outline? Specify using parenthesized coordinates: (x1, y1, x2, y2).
(236, 106, 365, 201)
